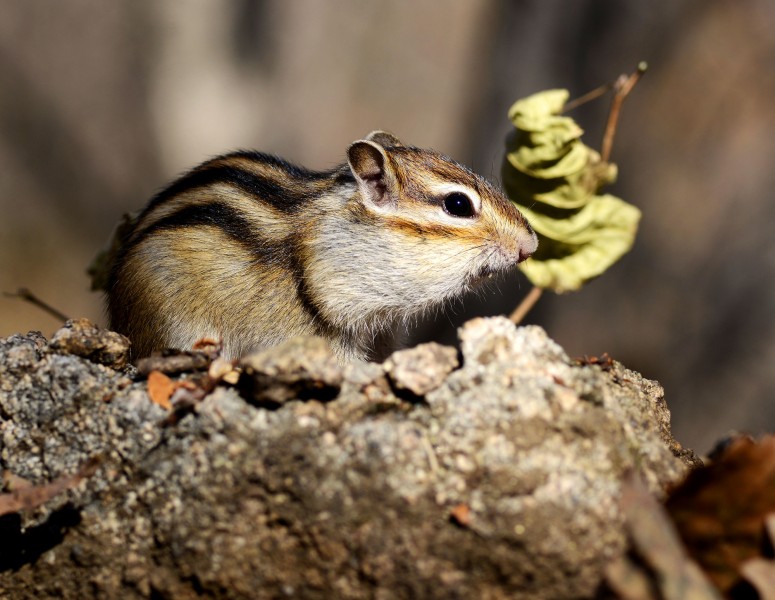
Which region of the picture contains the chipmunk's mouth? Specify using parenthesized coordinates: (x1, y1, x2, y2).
(477, 264, 498, 278)
(468, 263, 500, 285)
(467, 238, 535, 286)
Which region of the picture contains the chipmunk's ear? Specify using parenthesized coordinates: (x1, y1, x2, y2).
(365, 130, 404, 148)
(348, 140, 399, 209)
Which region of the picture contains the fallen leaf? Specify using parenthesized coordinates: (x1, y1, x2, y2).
(0, 457, 100, 516)
(575, 352, 614, 371)
(147, 370, 174, 410)
(2, 471, 32, 491)
(666, 435, 775, 594)
(192, 337, 222, 357)
(605, 473, 722, 599)
(170, 385, 206, 407)
(449, 503, 471, 527)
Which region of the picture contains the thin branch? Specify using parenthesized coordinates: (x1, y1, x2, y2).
(600, 61, 648, 162)
(0, 455, 100, 516)
(563, 82, 614, 113)
(509, 286, 543, 325)
(3, 287, 70, 322)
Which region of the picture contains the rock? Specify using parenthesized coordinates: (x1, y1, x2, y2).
(384, 342, 459, 397)
(49, 318, 131, 369)
(0, 317, 696, 599)
(238, 336, 344, 406)
(0, 330, 164, 530)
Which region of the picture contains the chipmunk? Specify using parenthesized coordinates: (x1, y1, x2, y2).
(107, 131, 537, 362)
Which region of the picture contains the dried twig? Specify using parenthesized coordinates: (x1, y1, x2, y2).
(135, 352, 214, 376)
(509, 286, 543, 325)
(3, 287, 70, 322)
(0, 456, 101, 516)
(600, 62, 648, 163)
(562, 82, 614, 113)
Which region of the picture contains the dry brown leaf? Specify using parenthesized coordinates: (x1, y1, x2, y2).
(574, 352, 614, 371)
(449, 503, 471, 527)
(0, 457, 100, 516)
(170, 384, 206, 406)
(666, 435, 775, 594)
(2, 471, 32, 491)
(192, 337, 222, 357)
(147, 370, 174, 410)
(174, 378, 199, 391)
(605, 473, 722, 600)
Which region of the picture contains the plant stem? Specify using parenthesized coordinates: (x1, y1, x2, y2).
(509, 286, 543, 325)
(3, 287, 70, 322)
(600, 62, 647, 162)
(563, 82, 613, 113)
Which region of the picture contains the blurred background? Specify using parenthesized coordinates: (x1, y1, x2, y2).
(0, 0, 773, 452)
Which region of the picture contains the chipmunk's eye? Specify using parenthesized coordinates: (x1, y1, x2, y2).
(443, 192, 476, 218)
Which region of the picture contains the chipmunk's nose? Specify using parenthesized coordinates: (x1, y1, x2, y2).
(517, 230, 539, 263)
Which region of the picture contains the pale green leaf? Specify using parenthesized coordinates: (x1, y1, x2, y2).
(507, 89, 573, 132)
(517, 195, 641, 293)
(502, 88, 641, 293)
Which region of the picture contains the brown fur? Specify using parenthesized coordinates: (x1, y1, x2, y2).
(107, 132, 537, 361)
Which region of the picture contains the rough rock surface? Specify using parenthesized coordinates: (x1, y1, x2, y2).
(0, 317, 696, 599)
(383, 341, 459, 397)
(239, 336, 344, 406)
(48, 317, 131, 370)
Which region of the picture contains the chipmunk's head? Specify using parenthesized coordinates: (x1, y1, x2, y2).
(307, 131, 538, 332)
(352, 130, 535, 269)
